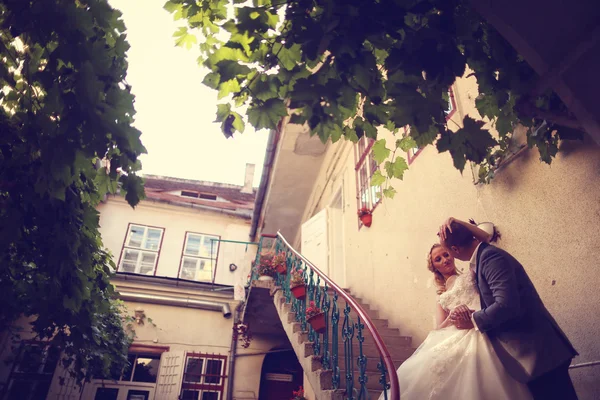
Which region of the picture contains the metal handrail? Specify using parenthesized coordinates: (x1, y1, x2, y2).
(275, 231, 400, 400)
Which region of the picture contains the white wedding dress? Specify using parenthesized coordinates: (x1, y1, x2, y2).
(380, 272, 532, 400)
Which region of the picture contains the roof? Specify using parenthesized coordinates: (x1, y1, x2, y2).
(142, 174, 256, 217)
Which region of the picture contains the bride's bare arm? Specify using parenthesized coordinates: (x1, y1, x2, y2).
(435, 302, 454, 329)
(439, 217, 492, 243)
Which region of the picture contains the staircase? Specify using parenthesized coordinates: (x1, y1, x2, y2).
(268, 286, 415, 399)
(247, 233, 415, 399)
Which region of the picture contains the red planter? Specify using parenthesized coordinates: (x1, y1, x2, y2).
(359, 214, 372, 227)
(275, 264, 287, 275)
(291, 284, 306, 300)
(307, 312, 326, 333)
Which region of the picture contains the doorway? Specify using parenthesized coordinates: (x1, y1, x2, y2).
(258, 349, 303, 400)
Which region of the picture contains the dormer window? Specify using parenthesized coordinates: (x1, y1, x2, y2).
(180, 191, 217, 201)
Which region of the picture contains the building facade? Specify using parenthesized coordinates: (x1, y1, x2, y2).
(254, 72, 600, 399)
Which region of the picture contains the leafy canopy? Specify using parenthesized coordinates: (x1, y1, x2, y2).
(0, 0, 146, 382)
(167, 0, 584, 190)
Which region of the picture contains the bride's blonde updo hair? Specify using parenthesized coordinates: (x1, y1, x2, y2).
(427, 244, 456, 295)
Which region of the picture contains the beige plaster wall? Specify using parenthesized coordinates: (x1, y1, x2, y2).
(98, 197, 256, 287)
(292, 76, 600, 398)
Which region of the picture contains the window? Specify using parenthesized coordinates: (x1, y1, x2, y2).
(181, 354, 226, 400)
(444, 88, 456, 118)
(5, 343, 60, 400)
(354, 136, 382, 213)
(97, 352, 160, 383)
(119, 224, 164, 275)
(181, 191, 218, 201)
(179, 232, 220, 282)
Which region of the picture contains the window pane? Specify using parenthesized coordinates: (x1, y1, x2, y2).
(182, 390, 200, 400)
(127, 390, 150, 400)
(139, 252, 156, 275)
(201, 236, 217, 258)
(205, 359, 223, 384)
(128, 226, 145, 248)
(202, 392, 219, 400)
(185, 235, 202, 256)
(43, 346, 60, 374)
(122, 249, 139, 273)
(17, 345, 44, 373)
(181, 258, 198, 280)
(95, 388, 119, 400)
(132, 356, 159, 383)
(122, 354, 136, 382)
(144, 229, 162, 251)
(196, 259, 211, 282)
(184, 358, 203, 383)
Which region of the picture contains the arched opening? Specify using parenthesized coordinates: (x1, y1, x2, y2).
(258, 348, 303, 400)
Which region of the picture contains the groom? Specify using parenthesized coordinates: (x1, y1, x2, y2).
(441, 221, 578, 400)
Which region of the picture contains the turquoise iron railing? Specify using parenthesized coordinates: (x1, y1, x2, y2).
(251, 233, 400, 400)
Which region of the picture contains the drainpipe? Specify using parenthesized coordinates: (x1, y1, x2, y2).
(226, 301, 244, 400)
(118, 292, 232, 318)
(249, 126, 280, 241)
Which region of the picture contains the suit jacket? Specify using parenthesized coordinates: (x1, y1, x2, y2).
(472, 243, 578, 383)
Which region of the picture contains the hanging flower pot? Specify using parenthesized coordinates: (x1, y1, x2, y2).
(275, 264, 287, 275)
(272, 252, 287, 275)
(290, 284, 306, 300)
(307, 312, 326, 333)
(358, 207, 373, 227)
(306, 301, 326, 333)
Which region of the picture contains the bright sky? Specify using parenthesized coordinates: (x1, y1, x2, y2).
(109, 0, 268, 187)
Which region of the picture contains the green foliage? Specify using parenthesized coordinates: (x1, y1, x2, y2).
(168, 0, 584, 193)
(0, 0, 145, 384)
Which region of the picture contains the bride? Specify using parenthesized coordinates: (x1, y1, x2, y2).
(380, 218, 532, 400)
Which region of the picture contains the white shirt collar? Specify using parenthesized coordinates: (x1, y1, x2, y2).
(469, 242, 483, 270)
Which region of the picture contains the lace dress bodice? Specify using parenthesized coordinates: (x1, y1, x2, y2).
(438, 272, 480, 312)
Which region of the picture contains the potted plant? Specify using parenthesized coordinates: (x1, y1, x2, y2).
(291, 386, 307, 400)
(290, 269, 306, 300)
(306, 301, 326, 333)
(358, 207, 373, 227)
(255, 253, 276, 281)
(272, 251, 287, 275)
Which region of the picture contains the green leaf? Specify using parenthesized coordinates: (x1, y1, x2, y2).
(396, 136, 418, 152)
(215, 103, 232, 122)
(475, 94, 500, 120)
(371, 139, 391, 164)
(437, 116, 497, 172)
(383, 187, 397, 199)
(370, 170, 386, 187)
(384, 156, 409, 180)
(344, 126, 359, 142)
(247, 98, 288, 130)
(163, 1, 180, 13)
(173, 27, 197, 50)
(273, 43, 302, 70)
(202, 72, 221, 89)
(218, 79, 241, 99)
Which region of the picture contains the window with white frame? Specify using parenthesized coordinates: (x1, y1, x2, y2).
(5, 343, 60, 400)
(119, 224, 164, 275)
(181, 354, 226, 400)
(355, 136, 382, 212)
(179, 232, 220, 282)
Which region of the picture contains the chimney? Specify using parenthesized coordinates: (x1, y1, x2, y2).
(241, 163, 255, 194)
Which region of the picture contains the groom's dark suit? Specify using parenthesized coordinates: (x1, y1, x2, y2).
(473, 243, 578, 399)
